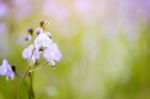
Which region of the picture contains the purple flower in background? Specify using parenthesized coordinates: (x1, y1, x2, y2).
(0, 23, 9, 56)
(43, 43, 62, 66)
(0, 59, 14, 80)
(43, 1, 69, 22)
(22, 44, 40, 64)
(34, 33, 53, 50)
(0, 3, 8, 18)
(13, 0, 32, 20)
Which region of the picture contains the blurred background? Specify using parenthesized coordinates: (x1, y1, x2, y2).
(0, 0, 150, 99)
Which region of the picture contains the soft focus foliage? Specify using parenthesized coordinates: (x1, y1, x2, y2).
(0, 0, 150, 99)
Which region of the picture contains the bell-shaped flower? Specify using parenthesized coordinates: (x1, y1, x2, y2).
(43, 43, 62, 66)
(25, 33, 32, 41)
(34, 33, 53, 50)
(25, 28, 33, 41)
(0, 59, 14, 80)
(35, 27, 43, 35)
(22, 44, 40, 64)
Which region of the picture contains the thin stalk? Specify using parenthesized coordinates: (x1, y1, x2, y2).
(29, 62, 49, 72)
(17, 45, 35, 99)
(29, 72, 34, 99)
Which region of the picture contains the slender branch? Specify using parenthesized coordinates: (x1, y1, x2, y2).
(29, 72, 34, 99)
(29, 62, 49, 72)
(17, 45, 35, 99)
(21, 45, 35, 82)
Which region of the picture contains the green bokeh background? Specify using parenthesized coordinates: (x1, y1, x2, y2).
(0, 0, 150, 99)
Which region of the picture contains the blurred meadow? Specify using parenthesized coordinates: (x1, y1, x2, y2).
(0, 0, 150, 99)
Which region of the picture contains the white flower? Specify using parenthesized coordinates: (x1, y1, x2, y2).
(43, 43, 62, 66)
(34, 33, 53, 50)
(22, 20, 62, 67)
(22, 44, 40, 64)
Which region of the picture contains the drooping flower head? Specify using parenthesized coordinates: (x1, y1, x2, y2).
(25, 28, 33, 41)
(0, 59, 14, 80)
(25, 33, 32, 41)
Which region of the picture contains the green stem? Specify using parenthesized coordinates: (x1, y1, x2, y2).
(29, 62, 49, 72)
(17, 45, 35, 99)
(29, 72, 34, 99)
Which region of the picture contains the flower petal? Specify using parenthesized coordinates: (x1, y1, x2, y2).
(34, 33, 53, 49)
(0, 59, 14, 80)
(43, 43, 62, 65)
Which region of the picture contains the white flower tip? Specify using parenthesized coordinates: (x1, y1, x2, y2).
(49, 60, 56, 66)
(44, 20, 50, 25)
(2, 59, 8, 65)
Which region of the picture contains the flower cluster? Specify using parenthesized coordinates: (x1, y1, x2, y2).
(23, 20, 62, 66)
(0, 20, 62, 82)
